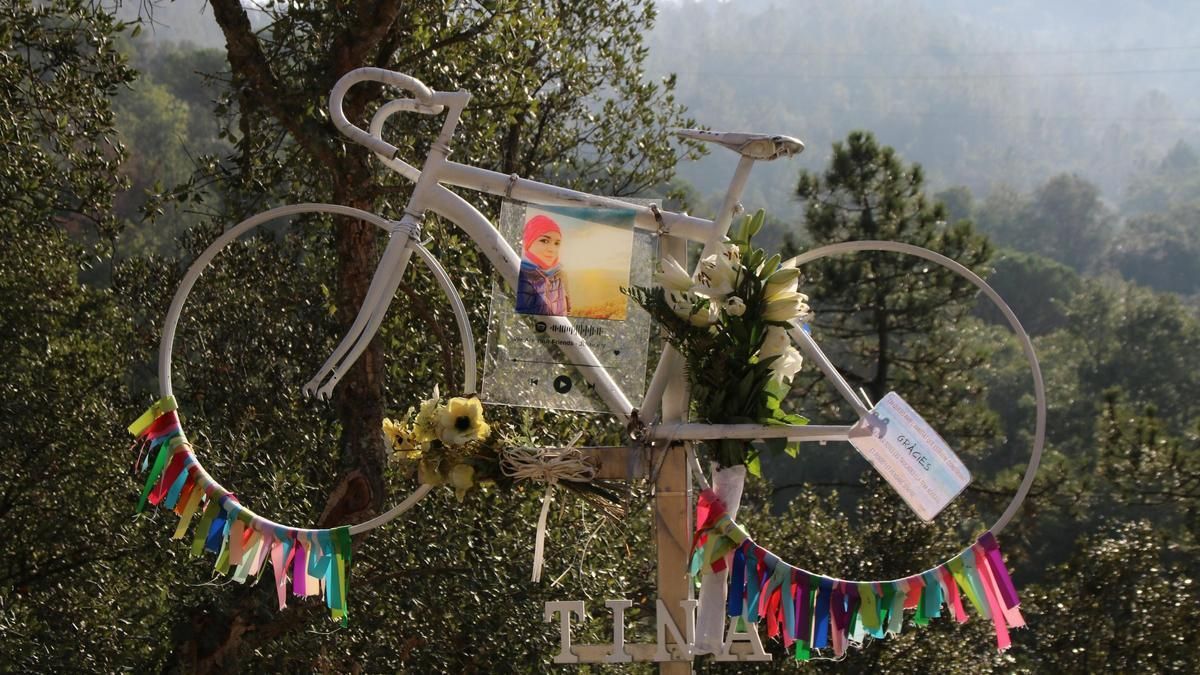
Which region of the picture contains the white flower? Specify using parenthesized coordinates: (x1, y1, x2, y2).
(770, 345, 804, 384)
(654, 255, 694, 292)
(718, 240, 742, 264)
(692, 253, 738, 299)
(724, 296, 746, 317)
(757, 326, 803, 385)
(764, 265, 800, 300)
(758, 326, 790, 358)
(763, 291, 812, 323)
(667, 289, 719, 326)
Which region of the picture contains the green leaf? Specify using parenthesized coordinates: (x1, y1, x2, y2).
(746, 452, 762, 478)
(761, 253, 781, 279)
(746, 209, 766, 240)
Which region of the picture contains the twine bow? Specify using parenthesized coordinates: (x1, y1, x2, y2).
(500, 433, 593, 582)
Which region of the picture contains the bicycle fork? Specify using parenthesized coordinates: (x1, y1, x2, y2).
(302, 220, 419, 400)
(303, 87, 472, 400)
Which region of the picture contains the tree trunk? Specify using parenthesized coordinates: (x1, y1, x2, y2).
(165, 3, 393, 671)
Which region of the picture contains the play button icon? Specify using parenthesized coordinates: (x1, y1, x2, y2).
(553, 375, 573, 394)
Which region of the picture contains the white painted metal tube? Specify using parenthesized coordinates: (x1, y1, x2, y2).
(649, 423, 852, 443)
(638, 344, 680, 423)
(365, 98, 719, 242)
(413, 243, 478, 394)
(439, 162, 718, 243)
(348, 484, 434, 535)
(161, 203, 401, 397)
(329, 68, 440, 160)
(697, 154, 756, 261)
(788, 240, 1046, 536)
(304, 232, 417, 398)
(313, 85, 472, 395)
(315, 249, 413, 399)
(369, 99, 423, 181)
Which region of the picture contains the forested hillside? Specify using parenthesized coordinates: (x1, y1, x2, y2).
(647, 0, 1200, 225)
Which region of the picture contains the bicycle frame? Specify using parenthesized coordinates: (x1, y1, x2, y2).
(149, 68, 1044, 540)
(316, 67, 858, 446)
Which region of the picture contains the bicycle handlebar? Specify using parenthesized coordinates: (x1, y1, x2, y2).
(330, 67, 445, 159)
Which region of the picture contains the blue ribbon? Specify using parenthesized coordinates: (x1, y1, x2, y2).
(727, 542, 746, 617)
(745, 546, 762, 623)
(782, 568, 796, 641)
(813, 578, 833, 649)
(923, 570, 943, 619)
(163, 464, 191, 510)
(205, 512, 228, 554)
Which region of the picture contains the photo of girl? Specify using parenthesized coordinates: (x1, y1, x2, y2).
(516, 214, 570, 316)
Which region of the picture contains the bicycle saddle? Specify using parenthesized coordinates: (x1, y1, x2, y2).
(672, 128, 804, 160)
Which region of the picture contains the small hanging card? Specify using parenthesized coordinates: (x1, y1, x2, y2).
(481, 200, 654, 412)
(847, 392, 971, 521)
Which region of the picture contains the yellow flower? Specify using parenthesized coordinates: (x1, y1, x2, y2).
(448, 463, 476, 502)
(418, 458, 445, 486)
(411, 386, 441, 443)
(382, 417, 406, 448)
(383, 416, 423, 462)
(435, 395, 492, 446)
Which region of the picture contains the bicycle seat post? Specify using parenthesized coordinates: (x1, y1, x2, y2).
(698, 154, 757, 261)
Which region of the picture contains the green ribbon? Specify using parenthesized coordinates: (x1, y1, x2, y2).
(886, 581, 906, 635)
(858, 583, 880, 632)
(913, 577, 930, 626)
(136, 436, 180, 513)
(214, 539, 231, 575)
(330, 526, 352, 625)
(949, 556, 989, 619)
(701, 515, 749, 574)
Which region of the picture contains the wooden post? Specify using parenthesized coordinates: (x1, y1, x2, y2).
(657, 233, 693, 674)
(567, 234, 696, 670)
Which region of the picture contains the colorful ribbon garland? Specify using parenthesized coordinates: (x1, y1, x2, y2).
(690, 488, 1025, 659)
(130, 396, 353, 625)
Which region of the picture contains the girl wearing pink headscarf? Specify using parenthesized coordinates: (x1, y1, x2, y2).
(516, 214, 570, 316)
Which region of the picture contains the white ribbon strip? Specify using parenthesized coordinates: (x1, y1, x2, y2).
(532, 484, 555, 582)
(694, 463, 747, 654)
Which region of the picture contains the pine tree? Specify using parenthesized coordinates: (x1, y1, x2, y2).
(790, 131, 997, 456)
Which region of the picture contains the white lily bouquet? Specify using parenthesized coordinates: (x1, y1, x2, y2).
(625, 210, 812, 471)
